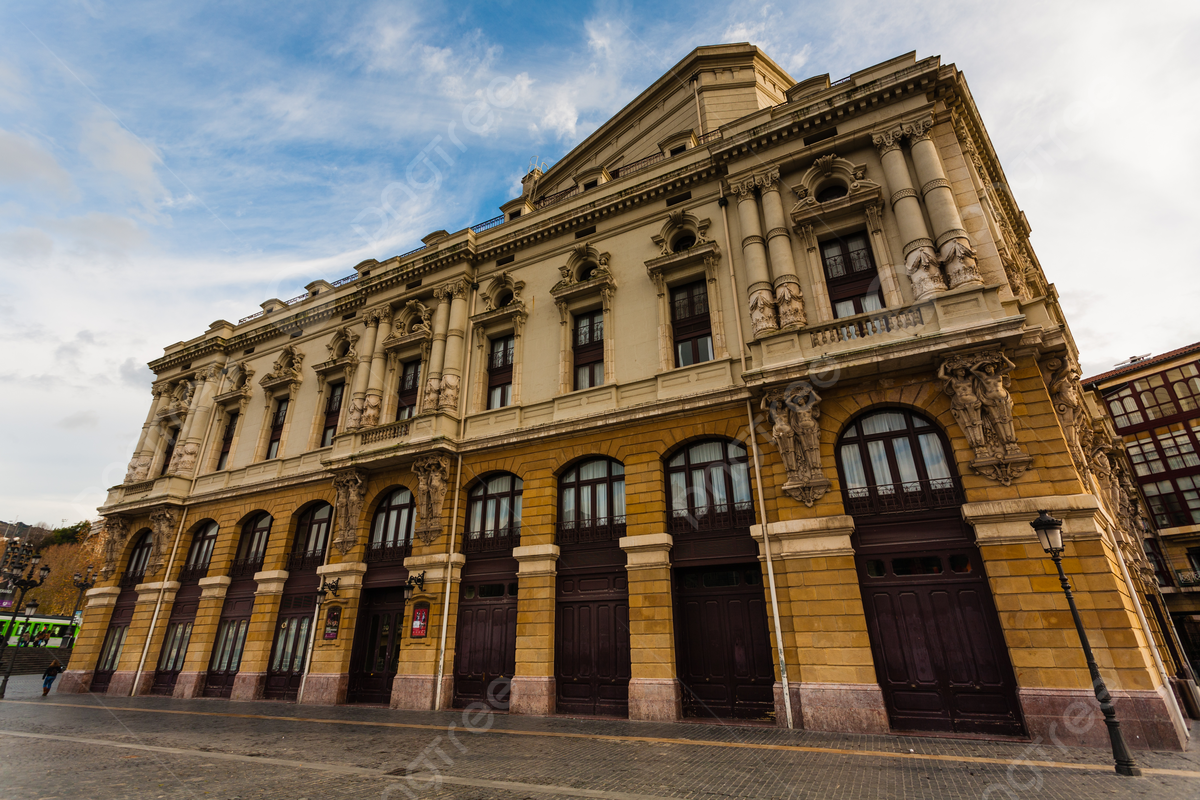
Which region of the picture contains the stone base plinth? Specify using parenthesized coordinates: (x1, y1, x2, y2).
(301, 672, 348, 705)
(174, 671, 204, 699)
(510, 676, 555, 716)
(773, 682, 803, 728)
(230, 671, 266, 701)
(132, 670, 155, 697)
(628, 678, 681, 721)
(57, 669, 92, 694)
(106, 670, 136, 697)
(391, 674, 455, 710)
(1019, 686, 1186, 751)
(797, 682, 889, 734)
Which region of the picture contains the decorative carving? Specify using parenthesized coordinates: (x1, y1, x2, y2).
(125, 453, 153, 483)
(483, 273, 522, 312)
(904, 245, 948, 300)
(259, 345, 305, 399)
(729, 169, 779, 197)
(345, 397, 365, 430)
(902, 116, 934, 142)
(413, 455, 451, 545)
(774, 281, 807, 328)
(423, 376, 441, 410)
(871, 127, 904, 155)
(404, 300, 433, 335)
(1044, 354, 1089, 478)
(1000, 248, 1031, 301)
(814, 154, 836, 177)
(325, 326, 360, 361)
(360, 393, 382, 428)
(438, 373, 460, 412)
(98, 516, 130, 579)
(332, 470, 368, 556)
(939, 238, 982, 288)
(172, 442, 199, 475)
(940, 351, 1031, 484)
(748, 288, 779, 335)
(762, 385, 830, 507)
(146, 508, 177, 577)
(651, 212, 712, 257)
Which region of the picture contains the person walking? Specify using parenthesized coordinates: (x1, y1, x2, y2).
(42, 660, 63, 696)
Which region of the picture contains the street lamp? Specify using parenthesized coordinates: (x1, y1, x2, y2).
(1030, 510, 1142, 777)
(67, 565, 97, 648)
(403, 572, 426, 602)
(0, 544, 50, 698)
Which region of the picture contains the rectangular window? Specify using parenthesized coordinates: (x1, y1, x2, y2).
(820, 232, 883, 319)
(397, 361, 421, 420)
(671, 280, 713, 368)
(573, 310, 604, 390)
(159, 426, 180, 476)
(216, 411, 239, 471)
(1127, 431, 1165, 476)
(1143, 478, 1200, 528)
(1157, 423, 1199, 471)
(487, 335, 515, 409)
(320, 383, 344, 448)
(266, 398, 288, 460)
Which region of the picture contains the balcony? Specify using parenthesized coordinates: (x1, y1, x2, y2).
(177, 563, 209, 583)
(668, 503, 755, 535)
(287, 549, 325, 572)
(844, 478, 962, 517)
(556, 518, 626, 546)
(463, 526, 520, 555)
(229, 557, 264, 579)
(365, 540, 413, 563)
(1178, 570, 1200, 588)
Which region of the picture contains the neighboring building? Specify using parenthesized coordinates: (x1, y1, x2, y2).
(62, 45, 1197, 750)
(1086, 343, 1200, 675)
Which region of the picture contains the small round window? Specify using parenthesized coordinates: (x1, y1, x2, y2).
(671, 233, 696, 253)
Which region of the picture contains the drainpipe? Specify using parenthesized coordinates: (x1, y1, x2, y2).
(296, 495, 336, 706)
(434, 278, 478, 711)
(130, 508, 188, 696)
(692, 73, 705, 137)
(723, 185, 793, 727)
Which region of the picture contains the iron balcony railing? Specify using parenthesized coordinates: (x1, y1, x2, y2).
(844, 478, 961, 516)
(365, 540, 413, 563)
(470, 214, 506, 233)
(1177, 570, 1200, 588)
(287, 549, 326, 572)
(668, 502, 755, 534)
(177, 562, 209, 584)
(463, 526, 520, 554)
(229, 556, 265, 579)
(556, 517, 626, 546)
(119, 569, 146, 588)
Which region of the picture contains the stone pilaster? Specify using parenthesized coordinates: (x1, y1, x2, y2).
(438, 280, 470, 414)
(126, 385, 172, 482)
(510, 544, 559, 716)
(423, 288, 452, 411)
(620, 533, 681, 721)
(361, 306, 393, 428)
(345, 313, 380, 430)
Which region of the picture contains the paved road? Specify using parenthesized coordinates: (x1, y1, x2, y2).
(0, 675, 1198, 800)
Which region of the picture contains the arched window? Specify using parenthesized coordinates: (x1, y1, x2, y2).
(368, 488, 416, 562)
(232, 513, 272, 577)
(465, 473, 522, 553)
(289, 503, 331, 570)
(837, 409, 960, 515)
(558, 458, 625, 544)
(180, 521, 218, 582)
(122, 531, 154, 586)
(666, 440, 753, 533)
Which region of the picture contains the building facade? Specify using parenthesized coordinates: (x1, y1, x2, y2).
(1086, 343, 1200, 677)
(62, 45, 1197, 749)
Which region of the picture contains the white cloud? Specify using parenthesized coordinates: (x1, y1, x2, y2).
(57, 410, 99, 430)
(0, 130, 77, 199)
(79, 112, 169, 216)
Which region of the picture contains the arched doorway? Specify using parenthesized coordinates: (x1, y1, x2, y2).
(838, 408, 1024, 736)
(264, 503, 330, 701)
(555, 458, 631, 717)
(151, 520, 216, 695)
(453, 473, 521, 710)
(667, 440, 775, 720)
(205, 513, 271, 698)
(347, 487, 415, 704)
(92, 529, 153, 693)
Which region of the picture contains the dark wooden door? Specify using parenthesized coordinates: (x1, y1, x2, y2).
(91, 593, 136, 693)
(264, 593, 316, 701)
(857, 546, 1024, 736)
(673, 564, 776, 720)
(453, 581, 517, 709)
(555, 572, 630, 716)
(347, 586, 407, 704)
(151, 596, 199, 696)
(204, 596, 254, 698)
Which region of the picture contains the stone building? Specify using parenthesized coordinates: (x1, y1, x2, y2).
(1085, 343, 1200, 676)
(63, 44, 1197, 749)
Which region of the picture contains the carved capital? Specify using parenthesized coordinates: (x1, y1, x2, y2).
(903, 116, 935, 142)
(872, 127, 904, 155)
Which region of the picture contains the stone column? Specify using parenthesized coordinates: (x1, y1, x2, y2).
(230, 569, 289, 701)
(438, 280, 470, 414)
(759, 174, 807, 328)
(361, 306, 393, 428)
(731, 177, 778, 336)
(906, 117, 982, 290)
(424, 288, 452, 411)
(127, 385, 173, 482)
(174, 365, 224, 477)
(392, 552, 466, 710)
(873, 126, 946, 301)
(302, 562, 368, 705)
(345, 313, 380, 430)
(620, 533, 681, 721)
(510, 544, 558, 715)
(57, 586, 121, 693)
(164, 379, 205, 474)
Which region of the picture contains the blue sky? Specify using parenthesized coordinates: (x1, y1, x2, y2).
(2, 0, 1199, 523)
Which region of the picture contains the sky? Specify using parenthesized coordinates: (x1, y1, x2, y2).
(1, 0, 1198, 525)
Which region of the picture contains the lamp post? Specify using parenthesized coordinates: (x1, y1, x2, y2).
(403, 572, 425, 602)
(1030, 510, 1142, 777)
(66, 565, 96, 649)
(0, 543, 51, 698)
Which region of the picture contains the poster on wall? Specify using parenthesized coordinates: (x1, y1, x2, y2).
(410, 603, 429, 638)
(323, 606, 342, 640)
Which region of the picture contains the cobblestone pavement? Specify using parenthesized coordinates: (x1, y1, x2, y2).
(0, 675, 1197, 799)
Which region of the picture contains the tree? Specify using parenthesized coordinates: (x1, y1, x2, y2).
(20, 524, 103, 617)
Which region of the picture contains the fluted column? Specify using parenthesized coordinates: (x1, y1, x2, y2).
(424, 288, 452, 411)
(438, 280, 470, 414)
(361, 306, 392, 427)
(759, 174, 807, 328)
(873, 126, 946, 301)
(126, 386, 172, 482)
(731, 176, 778, 336)
(345, 313, 380, 430)
(905, 117, 982, 290)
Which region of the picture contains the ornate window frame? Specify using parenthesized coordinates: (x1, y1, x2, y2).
(469, 273, 528, 413)
(206, 361, 254, 473)
(551, 243, 617, 394)
(644, 238, 728, 373)
(381, 299, 434, 422)
(306, 326, 358, 449)
(255, 345, 303, 462)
